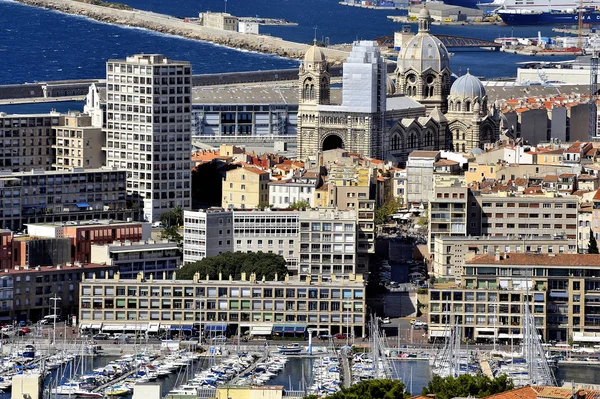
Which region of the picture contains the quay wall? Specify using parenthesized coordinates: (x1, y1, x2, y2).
(11, 0, 350, 63)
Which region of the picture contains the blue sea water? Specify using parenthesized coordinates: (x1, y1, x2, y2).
(0, 101, 84, 114)
(0, 0, 578, 84)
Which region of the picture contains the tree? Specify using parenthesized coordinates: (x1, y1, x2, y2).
(305, 379, 411, 399)
(160, 207, 183, 228)
(289, 200, 310, 210)
(161, 226, 182, 247)
(178, 252, 289, 280)
(375, 198, 402, 225)
(589, 228, 599, 254)
(422, 374, 514, 399)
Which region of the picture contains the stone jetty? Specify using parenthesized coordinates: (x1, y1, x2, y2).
(12, 0, 350, 63)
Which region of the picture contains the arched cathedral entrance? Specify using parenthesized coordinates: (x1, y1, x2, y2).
(322, 134, 344, 151)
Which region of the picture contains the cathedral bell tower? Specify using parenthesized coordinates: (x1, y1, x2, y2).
(298, 40, 330, 105)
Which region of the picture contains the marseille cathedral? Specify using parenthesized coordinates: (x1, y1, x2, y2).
(296, 7, 500, 164)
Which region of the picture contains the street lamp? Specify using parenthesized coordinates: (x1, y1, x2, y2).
(50, 295, 61, 346)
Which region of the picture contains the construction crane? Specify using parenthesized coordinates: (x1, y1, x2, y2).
(590, 53, 598, 140)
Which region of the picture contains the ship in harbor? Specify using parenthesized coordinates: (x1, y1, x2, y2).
(498, 8, 600, 25)
(477, 0, 600, 24)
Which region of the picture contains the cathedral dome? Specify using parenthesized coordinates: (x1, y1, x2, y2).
(450, 71, 486, 99)
(396, 6, 450, 74)
(304, 44, 326, 65)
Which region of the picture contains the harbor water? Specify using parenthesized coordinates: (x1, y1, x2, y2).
(0, 0, 576, 85)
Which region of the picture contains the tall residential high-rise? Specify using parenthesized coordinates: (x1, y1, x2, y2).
(104, 54, 192, 222)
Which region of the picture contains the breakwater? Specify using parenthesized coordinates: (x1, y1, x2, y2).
(11, 0, 350, 63)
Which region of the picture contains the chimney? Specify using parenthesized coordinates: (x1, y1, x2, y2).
(241, 272, 247, 281)
(218, 272, 222, 281)
(495, 251, 501, 261)
(274, 273, 278, 282)
(193, 272, 199, 283)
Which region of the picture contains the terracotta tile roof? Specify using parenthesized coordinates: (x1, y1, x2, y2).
(523, 186, 543, 195)
(559, 173, 576, 178)
(434, 159, 459, 166)
(594, 189, 600, 201)
(535, 387, 575, 399)
(543, 175, 558, 182)
(578, 174, 597, 181)
(543, 149, 566, 155)
(482, 386, 539, 399)
(241, 166, 269, 175)
(468, 253, 600, 267)
(514, 178, 528, 186)
(409, 151, 440, 158)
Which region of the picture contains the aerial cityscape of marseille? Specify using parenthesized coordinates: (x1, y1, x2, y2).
(5, 0, 600, 397)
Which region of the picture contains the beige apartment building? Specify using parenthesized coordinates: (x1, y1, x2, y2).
(431, 235, 579, 278)
(473, 191, 579, 239)
(0, 112, 60, 172)
(222, 166, 270, 209)
(427, 178, 470, 252)
(428, 253, 600, 343)
(53, 112, 104, 170)
(79, 272, 367, 338)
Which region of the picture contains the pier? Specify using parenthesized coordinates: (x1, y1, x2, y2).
(92, 355, 164, 394)
(375, 34, 502, 50)
(11, 0, 350, 63)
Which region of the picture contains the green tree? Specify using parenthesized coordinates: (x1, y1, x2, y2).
(589, 228, 599, 254)
(161, 226, 183, 247)
(289, 200, 310, 210)
(178, 252, 288, 280)
(305, 379, 411, 399)
(375, 198, 402, 225)
(422, 374, 514, 399)
(160, 206, 183, 228)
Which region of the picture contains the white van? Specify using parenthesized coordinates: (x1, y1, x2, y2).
(152, 222, 163, 228)
(40, 315, 60, 325)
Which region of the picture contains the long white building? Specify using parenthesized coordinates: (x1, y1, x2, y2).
(104, 54, 192, 222)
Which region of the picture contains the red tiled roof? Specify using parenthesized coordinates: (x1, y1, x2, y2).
(468, 253, 600, 267)
(482, 386, 539, 399)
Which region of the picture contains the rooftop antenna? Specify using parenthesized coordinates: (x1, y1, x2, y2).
(313, 26, 318, 45)
(224, 0, 227, 13)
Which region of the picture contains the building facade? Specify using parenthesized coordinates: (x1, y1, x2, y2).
(428, 253, 600, 343)
(104, 54, 192, 222)
(79, 272, 366, 338)
(221, 166, 270, 209)
(90, 240, 181, 280)
(0, 168, 133, 232)
(183, 209, 234, 264)
(53, 112, 104, 170)
(0, 112, 59, 172)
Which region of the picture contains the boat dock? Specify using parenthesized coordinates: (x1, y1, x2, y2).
(479, 358, 494, 379)
(229, 355, 268, 385)
(91, 356, 163, 394)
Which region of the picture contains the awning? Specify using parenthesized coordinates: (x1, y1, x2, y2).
(76, 203, 90, 208)
(250, 324, 274, 336)
(476, 327, 497, 334)
(429, 330, 451, 338)
(91, 324, 102, 329)
(79, 323, 92, 329)
(549, 292, 569, 298)
(148, 324, 160, 333)
(102, 324, 125, 332)
(124, 324, 148, 331)
(273, 324, 306, 333)
(498, 333, 524, 339)
(170, 325, 193, 331)
(204, 323, 227, 332)
(573, 334, 600, 343)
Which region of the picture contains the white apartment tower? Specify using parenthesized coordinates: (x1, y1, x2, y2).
(104, 54, 192, 222)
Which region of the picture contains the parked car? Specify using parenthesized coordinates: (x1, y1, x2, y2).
(334, 333, 347, 340)
(318, 334, 332, 340)
(210, 335, 227, 343)
(93, 333, 109, 340)
(382, 317, 391, 324)
(21, 327, 31, 333)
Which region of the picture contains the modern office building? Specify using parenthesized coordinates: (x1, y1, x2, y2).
(104, 54, 192, 222)
(79, 271, 366, 338)
(0, 112, 60, 172)
(0, 168, 133, 232)
(90, 240, 181, 280)
(428, 253, 600, 343)
(53, 112, 105, 170)
(183, 208, 233, 264)
(431, 235, 579, 278)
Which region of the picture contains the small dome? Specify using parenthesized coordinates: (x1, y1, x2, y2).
(304, 44, 326, 65)
(386, 76, 396, 95)
(450, 71, 486, 99)
(419, 6, 431, 18)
